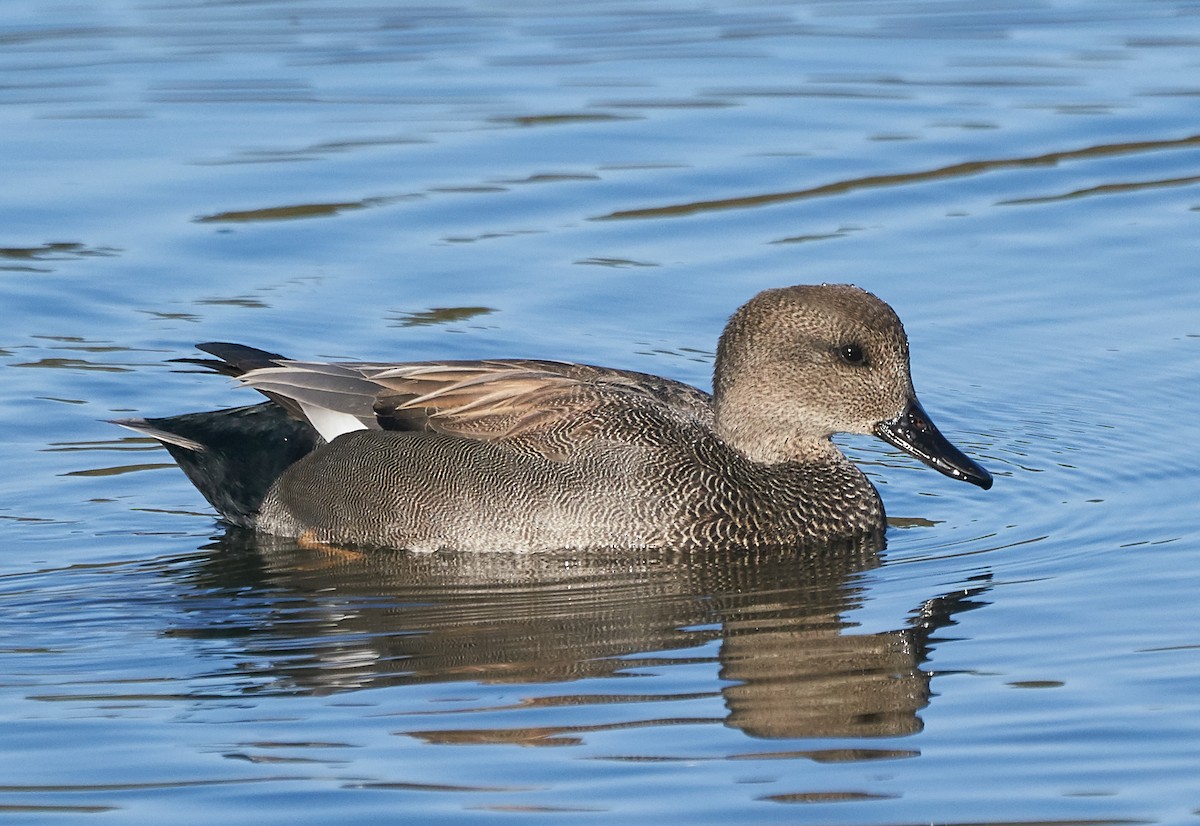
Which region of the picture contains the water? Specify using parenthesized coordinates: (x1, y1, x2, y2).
(3, 0, 1200, 822)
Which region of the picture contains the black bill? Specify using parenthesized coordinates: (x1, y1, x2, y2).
(874, 398, 993, 489)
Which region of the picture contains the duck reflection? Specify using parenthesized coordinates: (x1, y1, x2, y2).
(178, 530, 987, 740)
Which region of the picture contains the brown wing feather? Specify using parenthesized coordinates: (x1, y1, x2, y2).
(238, 357, 714, 460)
(370, 364, 623, 446)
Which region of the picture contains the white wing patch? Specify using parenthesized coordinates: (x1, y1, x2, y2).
(297, 402, 368, 442)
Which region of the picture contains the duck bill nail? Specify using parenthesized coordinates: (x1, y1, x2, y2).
(874, 398, 993, 490)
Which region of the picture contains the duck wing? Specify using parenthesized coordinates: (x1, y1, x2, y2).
(219, 350, 713, 459)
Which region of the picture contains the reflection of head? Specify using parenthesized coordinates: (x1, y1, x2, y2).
(722, 577, 989, 739)
(721, 627, 928, 739)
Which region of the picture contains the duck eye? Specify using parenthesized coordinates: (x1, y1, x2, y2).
(838, 343, 867, 365)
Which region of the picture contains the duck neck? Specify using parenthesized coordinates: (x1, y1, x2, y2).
(712, 418, 887, 545)
(714, 400, 841, 466)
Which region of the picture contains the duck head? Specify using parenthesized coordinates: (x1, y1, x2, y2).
(713, 283, 992, 489)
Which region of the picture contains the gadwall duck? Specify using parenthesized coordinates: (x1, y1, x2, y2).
(118, 284, 991, 551)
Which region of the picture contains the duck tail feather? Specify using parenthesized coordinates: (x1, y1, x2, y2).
(112, 402, 319, 527)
